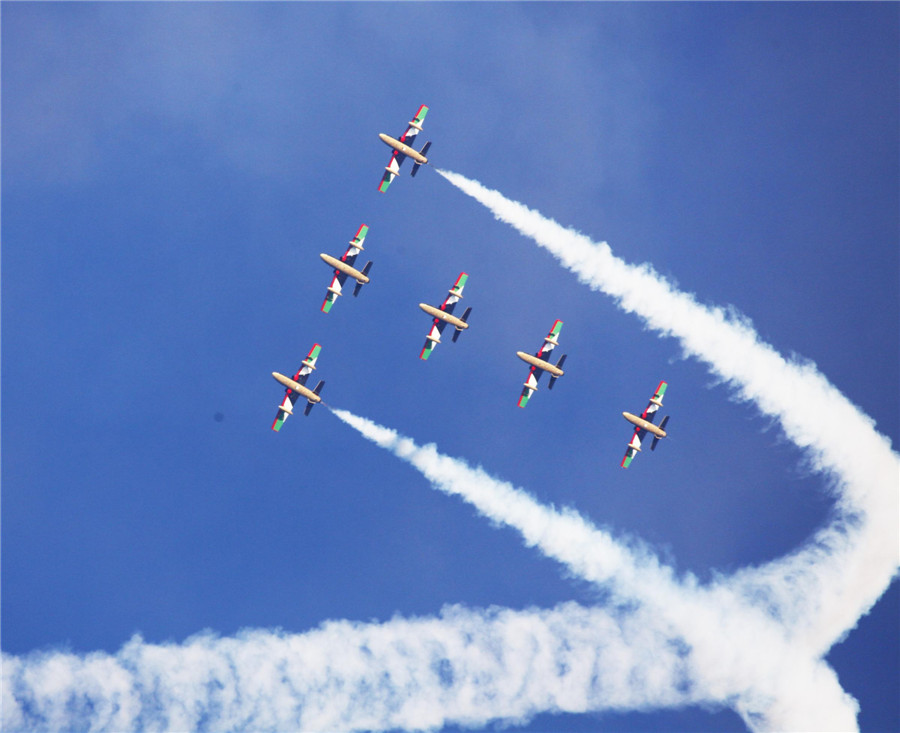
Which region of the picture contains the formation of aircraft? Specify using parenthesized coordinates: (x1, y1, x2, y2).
(621, 380, 670, 468)
(516, 320, 567, 408)
(378, 104, 431, 193)
(271, 344, 326, 431)
(272, 104, 674, 469)
(319, 224, 372, 313)
(418, 272, 472, 360)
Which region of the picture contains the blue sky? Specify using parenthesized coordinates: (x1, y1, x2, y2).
(2, 3, 898, 731)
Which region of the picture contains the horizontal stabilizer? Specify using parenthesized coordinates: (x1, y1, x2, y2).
(313, 380, 325, 396)
(420, 140, 432, 157)
(452, 307, 472, 342)
(304, 402, 314, 416)
(548, 353, 566, 390)
(651, 416, 669, 451)
(353, 262, 372, 296)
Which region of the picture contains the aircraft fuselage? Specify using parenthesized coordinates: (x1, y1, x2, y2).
(320, 254, 369, 283)
(622, 412, 666, 438)
(272, 372, 321, 404)
(379, 133, 428, 164)
(419, 303, 468, 329)
(516, 351, 564, 377)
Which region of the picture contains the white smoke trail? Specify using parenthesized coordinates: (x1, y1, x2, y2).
(3, 602, 713, 732)
(329, 407, 858, 732)
(435, 169, 899, 655)
(5, 173, 895, 733)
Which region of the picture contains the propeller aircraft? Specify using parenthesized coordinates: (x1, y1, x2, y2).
(319, 224, 372, 313)
(516, 320, 567, 407)
(419, 272, 471, 360)
(271, 344, 326, 430)
(378, 104, 431, 193)
(621, 380, 670, 468)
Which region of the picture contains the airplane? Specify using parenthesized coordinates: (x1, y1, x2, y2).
(516, 319, 567, 407)
(319, 224, 372, 313)
(271, 344, 326, 431)
(621, 380, 670, 468)
(419, 272, 471, 360)
(378, 104, 431, 193)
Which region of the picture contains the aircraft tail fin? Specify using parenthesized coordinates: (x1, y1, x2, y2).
(548, 354, 567, 390)
(353, 262, 373, 296)
(651, 416, 669, 451)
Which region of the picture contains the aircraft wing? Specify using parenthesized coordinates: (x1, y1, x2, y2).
(517, 320, 563, 407)
(518, 368, 542, 407)
(420, 319, 448, 360)
(321, 224, 369, 313)
(272, 391, 300, 432)
(420, 272, 467, 360)
(621, 428, 646, 468)
(378, 105, 429, 193)
(640, 380, 668, 420)
(271, 344, 322, 431)
(322, 271, 348, 314)
(378, 155, 403, 193)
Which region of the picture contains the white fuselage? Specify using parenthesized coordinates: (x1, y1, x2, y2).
(272, 372, 320, 404)
(320, 253, 368, 283)
(379, 133, 428, 164)
(622, 411, 666, 438)
(516, 351, 564, 377)
(419, 303, 468, 329)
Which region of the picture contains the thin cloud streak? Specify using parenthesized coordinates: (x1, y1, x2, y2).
(435, 168, 899, 656)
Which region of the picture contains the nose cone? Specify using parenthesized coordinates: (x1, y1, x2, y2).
(378, 133, 391, 145)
